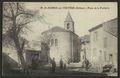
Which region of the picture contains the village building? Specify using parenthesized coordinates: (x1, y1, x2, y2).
(25, 40, 50, 66)
(89, 18, 117, 72)
(25, 49, 40, 66)
(41, 12, 81, 64)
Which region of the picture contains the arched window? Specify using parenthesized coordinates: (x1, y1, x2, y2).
(55, 39, 58, 46)
(51, 39, 54, 46)
(67, 23, 70, 29)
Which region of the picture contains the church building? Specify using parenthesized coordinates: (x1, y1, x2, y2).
(41, 12, 81, 64)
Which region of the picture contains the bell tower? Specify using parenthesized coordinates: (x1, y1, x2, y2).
(64, 12, 75, 32)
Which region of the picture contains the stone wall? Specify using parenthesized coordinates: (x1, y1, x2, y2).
(49, 32, 72, 64)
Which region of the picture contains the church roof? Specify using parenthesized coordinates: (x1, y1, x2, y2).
(42, 26, 79, 37)
(65, 12, 73, 22)
(41, 26, 69, 34)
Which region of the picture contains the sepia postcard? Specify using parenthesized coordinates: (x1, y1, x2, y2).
(2, 1, 118, 77)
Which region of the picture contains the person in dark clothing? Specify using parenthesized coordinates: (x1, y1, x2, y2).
(32, 58, 35, 69)
(85, 58, 90, 70)
(82, 60, 86, 68)
(82, 58, 90, 71)
(59, 58, 63, 69)
(63, 63, 66, 70)
(51, 58, 56, 73)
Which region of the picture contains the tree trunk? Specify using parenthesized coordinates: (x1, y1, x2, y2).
(12, 17, 27, 71)
(13, 35, 27, 70)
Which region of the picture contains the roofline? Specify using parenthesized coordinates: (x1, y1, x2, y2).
(103, 18, 117, 24)
(41, 29, 69, 35)
(103, 29, 117, 38)
(70, 31, 79, 37)
(41, 26, 71, 35)
(41, 26, 79, 37)
(88, 18, 117, 32)
(42, 29, 79, 37)
(88, 24, 103, 32)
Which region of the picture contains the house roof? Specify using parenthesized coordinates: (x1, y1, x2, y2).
(88, 24, 103, 32)
(104, 18, 117, 24)
(88, 18, 117, 37)
(103, 18, 117, 37)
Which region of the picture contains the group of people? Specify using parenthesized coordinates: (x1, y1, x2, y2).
(51, 58, 66, 73)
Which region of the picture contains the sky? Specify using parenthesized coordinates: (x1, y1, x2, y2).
(24, 2, 117, 41)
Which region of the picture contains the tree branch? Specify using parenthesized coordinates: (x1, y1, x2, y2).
(9, 2, 15, 17)
(18, 21, 32, 27)
(16, 12, 33, 18)
(3, 14, 12, 19)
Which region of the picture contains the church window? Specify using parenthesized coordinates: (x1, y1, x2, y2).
(51, 39, 54, 46)
(67, 23, 70, 29)
(55, 39, 58, 46)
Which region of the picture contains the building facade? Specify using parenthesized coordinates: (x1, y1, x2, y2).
(25, 49, 40, 66)
(41, 12, 81, 64)
(89, 18, 117, 72)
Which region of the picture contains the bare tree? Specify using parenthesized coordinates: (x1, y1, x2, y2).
(41, 31, 55, 47)
(2, 2, 42, 71)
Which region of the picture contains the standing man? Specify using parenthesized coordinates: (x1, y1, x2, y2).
(63, 63, 66, 70)
(85, 58, 90, 70)
(59, 58, 63, 69)
(51, 58, 56, 73)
